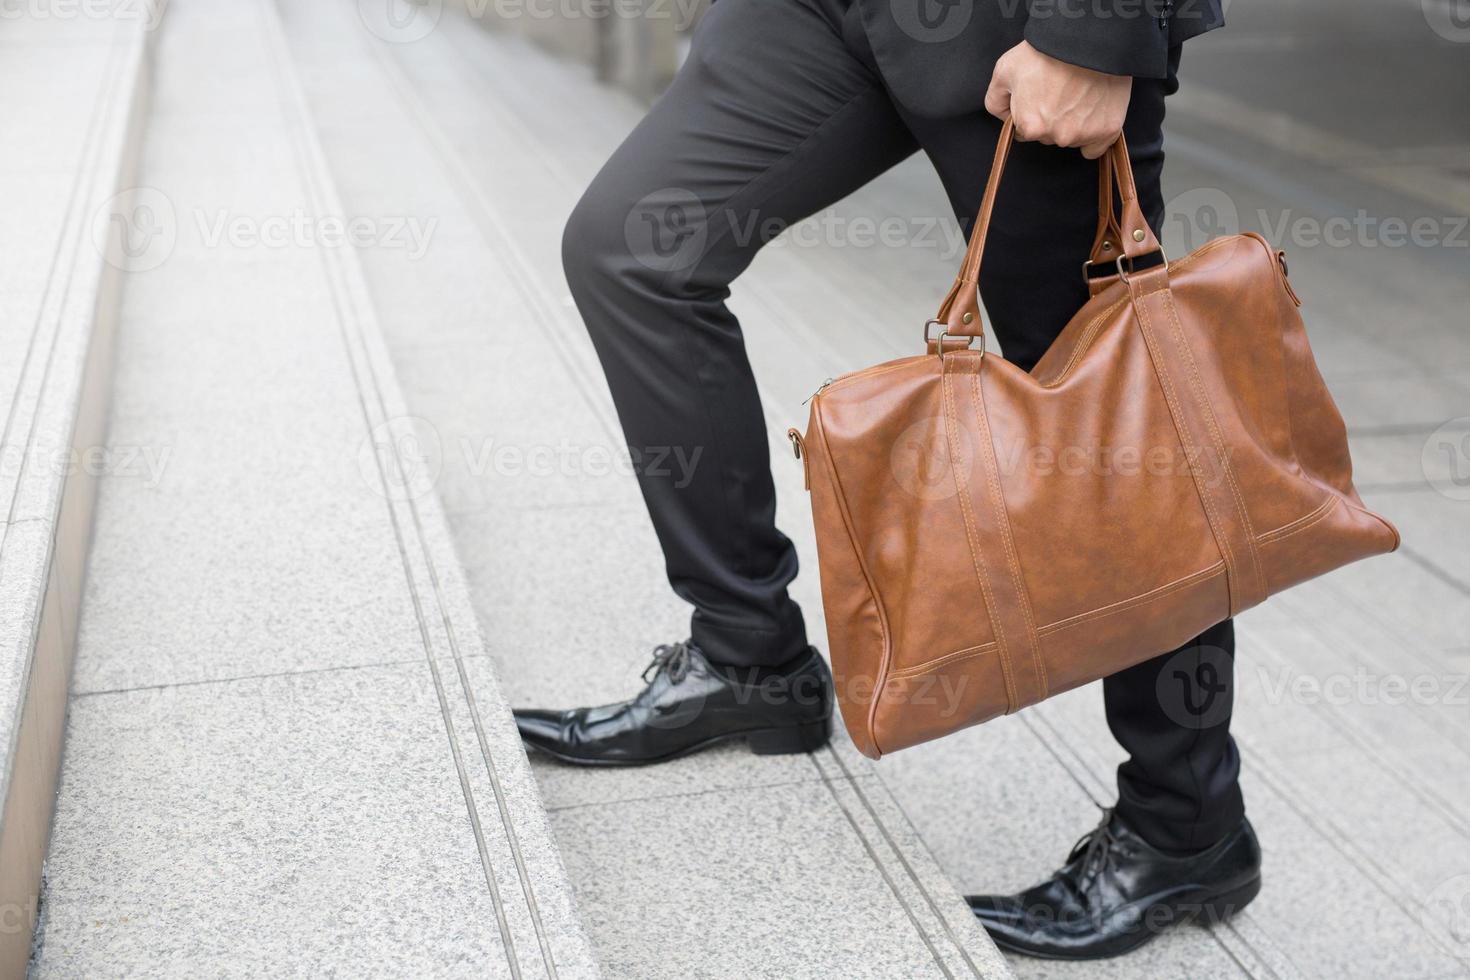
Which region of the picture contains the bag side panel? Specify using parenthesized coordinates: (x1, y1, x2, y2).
(1165, 235, 1335, 538)
(1183, 233, 1401, 585)
(1268, 239, 1369, 503)
(806, 404, 889, 758)
(816, 364, 999, 679)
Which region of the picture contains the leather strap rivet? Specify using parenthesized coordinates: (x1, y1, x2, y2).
(962, 312, 975, 325)
(1102, 241, 1113, 252)
(1133, 229, 1146, 242)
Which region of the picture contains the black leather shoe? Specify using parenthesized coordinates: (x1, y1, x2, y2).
(967, 811, 1261, 960)
(513, 641, 832, 765)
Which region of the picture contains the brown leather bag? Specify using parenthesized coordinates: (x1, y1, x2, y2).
(790, 121, 1399, 759)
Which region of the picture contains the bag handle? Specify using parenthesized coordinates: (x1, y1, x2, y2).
(932, 119, 1163, 340)
(1088, 150, 1124, 268)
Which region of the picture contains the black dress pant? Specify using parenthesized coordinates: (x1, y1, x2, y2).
(560, 0, 1244, 852)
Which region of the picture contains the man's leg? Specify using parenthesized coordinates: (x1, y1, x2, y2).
(560, 0, 914, 670)
(516, 0, 919, 764)
(905, 55, 1259, 958)
(1105, 619, 1244, 853)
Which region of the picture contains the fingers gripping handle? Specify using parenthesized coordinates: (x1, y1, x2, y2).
(935, 120, 1162, 339)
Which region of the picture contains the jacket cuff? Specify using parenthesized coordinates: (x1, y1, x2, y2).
(1023, 0, 1171, 78)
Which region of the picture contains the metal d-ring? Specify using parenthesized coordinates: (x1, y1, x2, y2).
(1115, 246, 1170, 284)
(923, 318, 984, 360)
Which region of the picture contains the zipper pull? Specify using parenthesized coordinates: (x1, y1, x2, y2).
(787, 429, 811, 489)
(802, 378, 834, 405)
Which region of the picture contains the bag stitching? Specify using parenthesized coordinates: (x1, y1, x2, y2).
(1134, 294, 1240, 609)
(1259, 494, 1339, 543)
(971, 370, 1049, 699)
(888, 642, 995, 679)
(943, 367, 1018, 713)
(944, 367, 1016, 710)
(1159, 283, 1268, 600)
(1038, 562, 1226, 635)
(870, 494, 1357, 683)
(891, 563, 1228, 678)
(1256, 494, 1337, 543)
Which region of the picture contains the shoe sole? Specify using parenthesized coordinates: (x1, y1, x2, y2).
(520, 717, 832, 767)
(984, 874, 1262, 961)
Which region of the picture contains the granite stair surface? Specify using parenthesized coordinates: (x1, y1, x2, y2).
(31, 0, 597, 975)
(0, 7, 153, 977)
(27, 0, 1012, 976)
(21, 0, 1470, 977)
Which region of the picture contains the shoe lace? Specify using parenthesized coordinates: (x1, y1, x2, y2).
(1060, 807, 1121, 901)
(641, 641, 695, 685)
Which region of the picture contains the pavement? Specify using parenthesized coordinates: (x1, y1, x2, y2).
(22, 0, 1470, 977)
(29, 1, 597, 975)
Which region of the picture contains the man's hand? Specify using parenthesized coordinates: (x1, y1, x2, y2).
(985, 41, 1132, 160)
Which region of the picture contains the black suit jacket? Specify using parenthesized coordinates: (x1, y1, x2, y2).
(854, 0, 1224, 118)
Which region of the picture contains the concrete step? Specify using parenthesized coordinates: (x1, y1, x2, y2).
(270, 1, 1012, 977)
(32, 0, 597, 975)
(0, 8, 154, 975)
